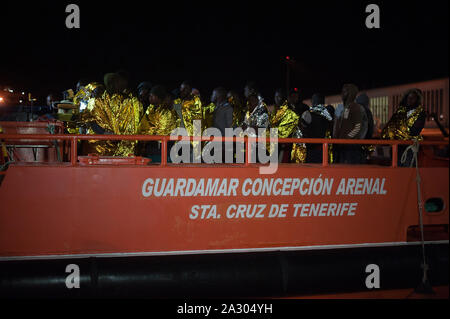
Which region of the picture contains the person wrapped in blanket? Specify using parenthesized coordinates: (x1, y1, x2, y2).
(241, 83, 269, 134)
(227, 90, 245, 128)
(137, 82, 153, 114)
(138, 85, 180, 162)
(72, 82, 105, 132)
(269, 89, 306, 163)
(80, 72, 143, 156)
(172, 81, 203, 160)
(234, 83, 269, 163)
(301, 93, 334, 163)
(381, 88, 426, 167)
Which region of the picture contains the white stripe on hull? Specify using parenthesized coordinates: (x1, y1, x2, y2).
(0, 240, 448, 262)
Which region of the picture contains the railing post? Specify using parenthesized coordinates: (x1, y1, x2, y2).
(322, 143, 329, 167)
(392, 143, 398, 168)
(70, 137, 77, 166)
(161, 137, 167, 167)
(245, 137, 250, 167)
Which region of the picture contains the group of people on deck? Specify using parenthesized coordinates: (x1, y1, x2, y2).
(45, 72, 426, 166)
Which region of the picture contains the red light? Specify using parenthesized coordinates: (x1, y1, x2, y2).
(294, 88, 298, 92)
(286, 56, 290, 60)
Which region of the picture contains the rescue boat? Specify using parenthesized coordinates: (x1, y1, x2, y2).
(0, 121, 448, 298)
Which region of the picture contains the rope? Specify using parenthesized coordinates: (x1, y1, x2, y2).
(401, 139, 434, 294)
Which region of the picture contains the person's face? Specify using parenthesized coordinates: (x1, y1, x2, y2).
(275, 92, 283, 106)
(180, 84, 191, 99)
(312, 95, 320, 107)
(93, 86, 105, 98)
(164, 95, 174, 107)
(288, 93, 299, 104)
(149, 94, 162, 105)
(406, 93, 419, 108)
(76, 82, 84, 93)
(341, 87, 349, 102)
(139, 88, 149, 103)
(192, 88, 200, 96)
(46, 95, 55, 108)
(248, 96, 258, 109)
(244, 86, 251, 99)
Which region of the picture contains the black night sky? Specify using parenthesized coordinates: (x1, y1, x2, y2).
(0, 0, 448, 104)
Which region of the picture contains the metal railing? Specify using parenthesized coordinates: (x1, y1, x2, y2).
(1, 133, 448, 168)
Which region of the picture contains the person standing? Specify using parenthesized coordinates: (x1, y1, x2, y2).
(173, 81, 203, 160)
(333, 84, 366, 164)
(302, 93, 334, 163)
(81, 72, 143, 156)
(137, 82, 153, 113)
(212, 87, 233, 137)
(356, 93, 375, 161)
(242, 84, 269, 134)
(382, 88, 426, 166)
(139, 85, 180, 162)
(269, 89, 305, 163)
(227, 90, 245, 128)
(288, 88, 309, 117)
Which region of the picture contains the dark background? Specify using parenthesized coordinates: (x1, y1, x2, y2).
(0, 0, 448, 104)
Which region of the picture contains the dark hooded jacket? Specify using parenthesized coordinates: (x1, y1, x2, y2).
(356, 93, 374, 139)
(333, 84, 365, 139)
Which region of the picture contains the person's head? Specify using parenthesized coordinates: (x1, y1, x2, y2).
(164, 92, 175, 107)
(171, 88, 180, 99)
(180, 81, 192, 99)
(76, 79, 89, 93)
(288, 89, 299, 105)
(211, 87, 227, 104)
(116, 69, 129, 87)
(227, 90, 241, 106)
(191, 88, 200, 97)
(247, 92, 259, 111)
(137, 82, 152, 104)
(341, 84, 359, 105)
(104, 73, 128, 95)
(356, 93, 370, 108)
(274, 89, 286, 106)
(92, 84, 105, 98)
(149, 85, 167, 106)
(46, 93, 59, 109)
(244, 81, 258, 99)
(311, 93, 325, 107)
(402, 89, 422, 109)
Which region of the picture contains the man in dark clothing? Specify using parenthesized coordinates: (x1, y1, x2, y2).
(302, 93, 333, 163)
(356, 93, 375, 162)
(244, 81, 258, 100)
(212, 87, 233, 137)
(334, 84, 365, 164)
(46, 93, 59, 116)
(356, 93, 374, 139)
(210, 87, 233, 162)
